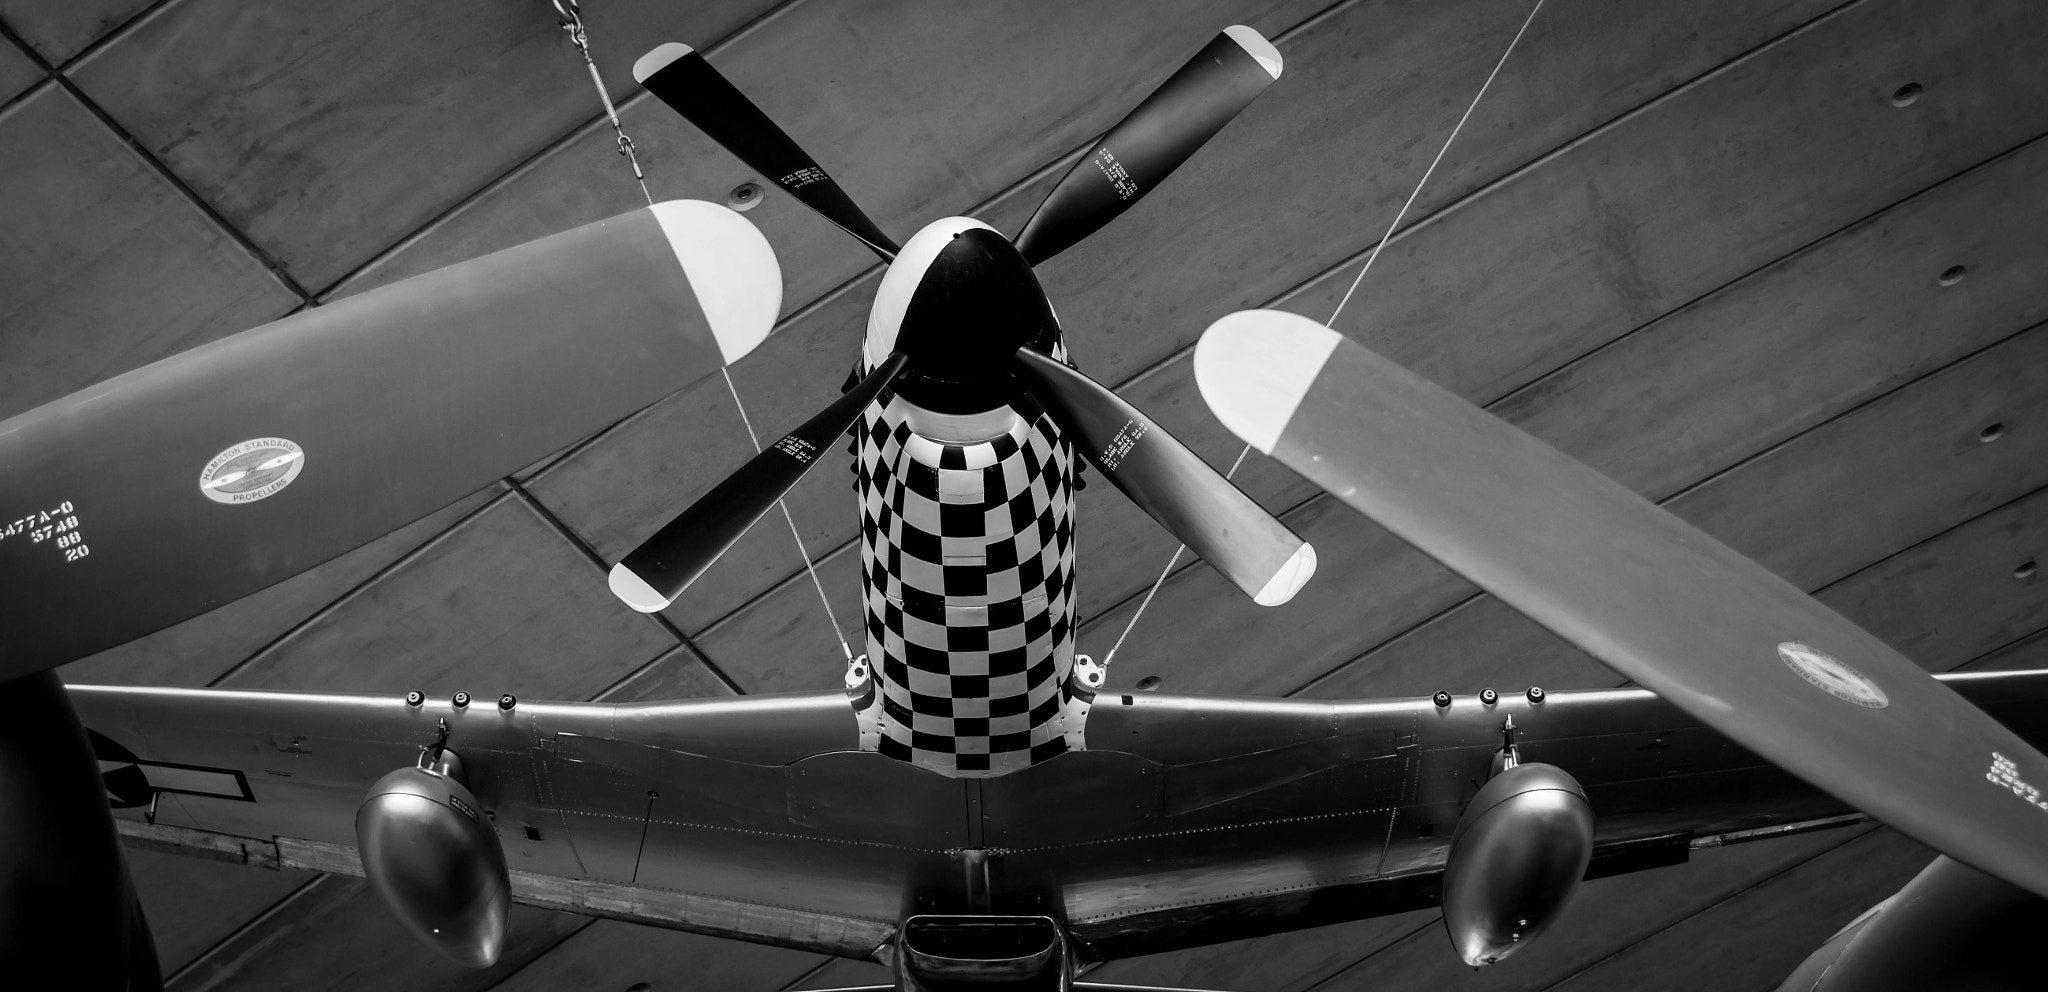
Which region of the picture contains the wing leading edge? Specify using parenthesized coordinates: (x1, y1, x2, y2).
(72, 670, 2048, 963)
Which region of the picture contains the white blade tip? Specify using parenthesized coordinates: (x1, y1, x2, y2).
(1195, 309, 1338, 455)
(1254, 541, 1317, 606)
(1223, 26, 1283, 79)
(609, 563, 673, 613)
(633, 43, 696, 83)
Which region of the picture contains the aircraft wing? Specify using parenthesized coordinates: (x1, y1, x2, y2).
(74, 669, 2048, 964)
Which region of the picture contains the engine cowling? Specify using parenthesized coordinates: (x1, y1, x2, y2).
(355, 756, 510, 968)
(1441, 761, 1594, 966)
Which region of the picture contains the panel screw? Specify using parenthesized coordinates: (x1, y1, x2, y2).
(498, 693, 517, 711)
(1432, 690, 1452, 708)
(1526, 686, 1546, 703)
(405, 690, 425, 707)
(726, 181, 763, 211)
(452, 691, 471, 709)
(1890, 82, 1921, 107)
(1479, 687, 1499, 705)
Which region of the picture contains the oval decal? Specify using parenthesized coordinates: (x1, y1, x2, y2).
(198, 438, 306, 504)
(1777, 641, 1887, 709)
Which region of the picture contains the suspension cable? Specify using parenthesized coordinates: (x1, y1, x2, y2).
(552, 0, 852, 660)
(1098, 0, 1546, 676)
(554, 0, 654, 207)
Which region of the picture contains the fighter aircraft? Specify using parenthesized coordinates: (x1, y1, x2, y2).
(4, 21, 2047, 992)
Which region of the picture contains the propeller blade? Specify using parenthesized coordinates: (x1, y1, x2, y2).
(1195, 308, 2048, 900)
(1012, 25, 1282, 265)
(610, 352, 910, 612)
(635, 43, 899, 261)
(1011, 347, 1314, 605)
(0, 200, 780, 680)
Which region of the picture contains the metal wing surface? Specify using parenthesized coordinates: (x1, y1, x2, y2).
(73, 670, 2048, 963)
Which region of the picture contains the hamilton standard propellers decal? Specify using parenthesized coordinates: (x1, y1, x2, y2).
(196, 438, 307, 504)
(0, 200, 781, 678)
(1195, 307, 2048, 901)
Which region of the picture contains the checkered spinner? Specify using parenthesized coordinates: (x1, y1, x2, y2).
(849, 388, 1088, 777)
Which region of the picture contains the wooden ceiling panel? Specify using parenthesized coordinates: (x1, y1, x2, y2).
(482, 920, 830, 992)
(163, 875, 588, 992)
(690, 544, 867, 693)
(1282, 0, 2048, 405)
(601, 644, 737, 702)
(0, 30, 38, 102)
(127, 852, 315, 976)
(0, 84, 298, 420)
(1084, 906, 1439, 991)
(67, 0, 782, 290)
(1826, 485, 2048, 671)
(216, 494, 677, 697)
(0, 0, 150, 64)
(1495, 135, 2048, 504)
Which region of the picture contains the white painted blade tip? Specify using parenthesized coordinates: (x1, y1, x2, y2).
(609, 563, 673, 613)
(651, 199, 783, 365)
(1224, 26, 1283, 79)
(633, 43, 695, 83)
(1195, 310, 1337, 455)
(1254, 541, 1316, 606)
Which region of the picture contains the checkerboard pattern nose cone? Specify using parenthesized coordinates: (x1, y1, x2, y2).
(851, 391, 1089, 777)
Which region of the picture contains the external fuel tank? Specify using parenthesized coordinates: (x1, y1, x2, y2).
(1441, 761, 1594, 966)
(355, 754, 511, 968)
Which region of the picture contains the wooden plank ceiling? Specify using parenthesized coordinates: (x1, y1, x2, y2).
(3, 0, 2044, 989)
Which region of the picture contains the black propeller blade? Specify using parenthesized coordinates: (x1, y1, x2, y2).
(0, 201, 779, 679)
(610, 352, 911, 613)
(1013, 25, 1283, 266)
(1011, 346, 1314, 605)
(1196, 308, 2048, 901)
(635, 43, 900, 261)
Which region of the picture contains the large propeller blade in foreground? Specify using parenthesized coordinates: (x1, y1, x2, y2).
(610, 352, 910, 613)
(1195, 308, 2048, 899)
(635, 43, 900, 261)
(1013, 26, 1283, 266)
(1013, 347, 1314, 605)
(0, 200, 780, 679)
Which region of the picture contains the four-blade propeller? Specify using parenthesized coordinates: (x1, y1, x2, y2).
(1195, 308, 2048, 902)
(611, 28, 1307, 612)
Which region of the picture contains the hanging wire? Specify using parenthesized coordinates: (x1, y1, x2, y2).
(554, 0, 654, 206)
(719, 367, 856, 661)
(1099, 0, 1547, 675)
(552, 0, 852, 660)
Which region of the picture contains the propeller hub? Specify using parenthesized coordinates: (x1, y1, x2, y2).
(867, 218, 1058, 413)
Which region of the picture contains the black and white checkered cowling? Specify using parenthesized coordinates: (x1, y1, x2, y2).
(849, 387, 1090, 778)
